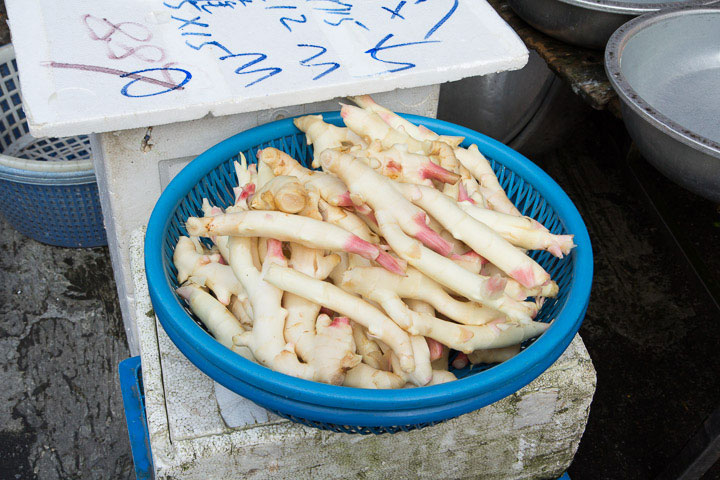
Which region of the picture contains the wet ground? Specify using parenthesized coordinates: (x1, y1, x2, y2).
(534, 115, 720, 479)
(0, 217, 133, 479)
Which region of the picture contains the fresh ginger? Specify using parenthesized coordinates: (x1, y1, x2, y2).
(176, 282, 254, 361)
(341, 104, 432, 155)
(366, 288, 548, 353)
(343, 363, 405, 389)
(454, 144, 522, 216)
(250, 175, 307, 213)
(351, 322, 386, 370)
(283, 243, 340, 363)
(397, 183, 553, 290)
(259, 147, 358, 208)
(342, 266, 501, 326)
(173, 95, 575, 389)
(293, 114, 366, 168)
(231, 238, 316, 380)
(173, 236, 249, 306)
(354, 142, 460, 186)
(185, 210, 405, 275)
(349, 95, 464, 147)
(320, 149, 453, 256)
(263, 264, 416, 373)
(459, 200, 575, 258)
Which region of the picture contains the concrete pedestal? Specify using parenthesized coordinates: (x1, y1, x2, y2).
(129, 229, 596, 480)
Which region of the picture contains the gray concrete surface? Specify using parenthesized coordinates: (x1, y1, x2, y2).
(0, 213, 133, 479)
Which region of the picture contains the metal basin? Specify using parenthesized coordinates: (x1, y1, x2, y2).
(606, 7, 720, 202)
(507, 0, 716, 49)
(438, 51, 588, 157)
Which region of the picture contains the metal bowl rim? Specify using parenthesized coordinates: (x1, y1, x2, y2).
(605, 5, 720, 159)
(556, 0, 717, 14)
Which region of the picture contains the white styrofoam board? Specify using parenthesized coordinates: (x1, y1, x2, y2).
(6, 0, 528, 137)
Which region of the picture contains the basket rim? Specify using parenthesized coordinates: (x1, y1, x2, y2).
(0, 160, 96, 185)
(0, 154, 94, 173)
(145, 112, 593, 412)
(0, 44, 95, 171)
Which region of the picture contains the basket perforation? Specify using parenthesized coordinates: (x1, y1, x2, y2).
(530, 197, 548, 224)
(206, 170, 228, 207)
(275, 411, 445, 435)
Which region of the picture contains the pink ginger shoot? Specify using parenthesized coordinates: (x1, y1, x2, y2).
(426, 338, 444, 361)
(510, 266, 537, 289)
(364, 211, 379, 226)
(233, 183, 256, 204)
(374, 251, 407, 276)
(336, 191, 355, 207)
(420, 161, 460, 184)
(340, 104, 350, 119)
(338, 191, 372, 215)
(176, 285, 194, 301)
(353, 203, 373, 216)
(412, 213, 453, 257)
(344, 235, 406, 275)
(266, 238, 285, 260)
(486, 317, 505, 334)
(330, 316, 351, 328)
(386, 159, 403, 175)
(485, 275, 507, 296)
(457, 183, 476, 204)
(452, 352, 469, 369)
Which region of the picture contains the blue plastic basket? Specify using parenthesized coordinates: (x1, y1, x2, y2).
(145, 112, 593, 434)
(0, 44, 106, 248)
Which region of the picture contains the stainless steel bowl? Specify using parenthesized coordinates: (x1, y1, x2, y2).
(507, 0, 716, 49)
(438, 51, 588, 157)
(606, 7, 720, 202)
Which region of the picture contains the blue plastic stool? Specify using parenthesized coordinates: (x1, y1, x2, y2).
(119, 357, 154, 480)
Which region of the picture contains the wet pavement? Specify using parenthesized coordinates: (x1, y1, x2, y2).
(0, 217, 133, 479)
(533, 114, 720, 479)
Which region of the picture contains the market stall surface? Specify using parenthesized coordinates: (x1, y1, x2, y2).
(1, 106, 719, 479)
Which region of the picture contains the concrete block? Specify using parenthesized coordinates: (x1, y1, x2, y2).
(129, 228, 596, 480)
